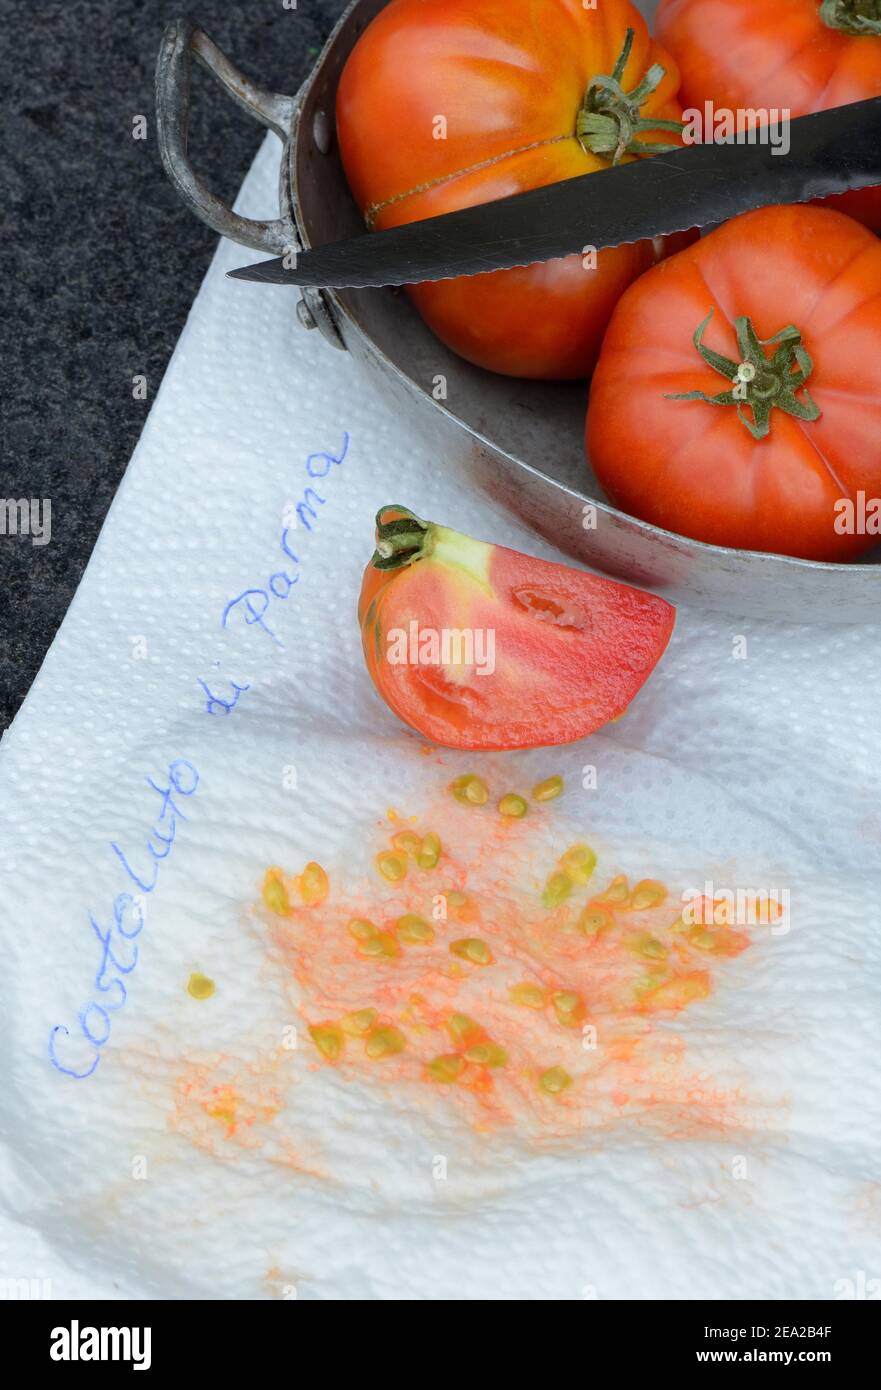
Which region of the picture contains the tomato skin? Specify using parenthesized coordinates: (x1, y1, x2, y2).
(359, 514, 675, 751)
(656, 0, 881, 230)
(586, 204, 881, 562)
(336, 0, 691, 380)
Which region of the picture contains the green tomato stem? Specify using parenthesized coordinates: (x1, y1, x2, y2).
(665, 309, 822, 441)
(371, 505, 430, 571)
(576, 27, 684, 165)
(819, 0, 881, 36)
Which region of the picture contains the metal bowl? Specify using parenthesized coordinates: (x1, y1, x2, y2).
(155, 0, 881, 622)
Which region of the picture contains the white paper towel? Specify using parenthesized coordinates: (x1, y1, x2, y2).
(2, 128, 881, 1303)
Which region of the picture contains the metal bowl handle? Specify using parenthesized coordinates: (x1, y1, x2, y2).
(155, 18, 297, 255)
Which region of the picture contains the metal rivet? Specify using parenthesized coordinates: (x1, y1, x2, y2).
(296, 297, 318, 331)
(312, 109, 332, 154)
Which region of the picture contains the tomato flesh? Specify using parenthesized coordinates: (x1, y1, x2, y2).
(360, 514, 676, 750)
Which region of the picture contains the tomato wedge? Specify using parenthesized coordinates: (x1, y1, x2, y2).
(359, 508, 676, 751)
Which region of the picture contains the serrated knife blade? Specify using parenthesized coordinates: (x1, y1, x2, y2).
(228, 98, 881, 291)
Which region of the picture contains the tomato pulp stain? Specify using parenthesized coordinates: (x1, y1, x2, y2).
(171, 1064, 283, 1148)
(256, 771, 756, 1141)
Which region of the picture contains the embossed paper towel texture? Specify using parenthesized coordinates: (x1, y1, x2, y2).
(1, 127, 880, 1302)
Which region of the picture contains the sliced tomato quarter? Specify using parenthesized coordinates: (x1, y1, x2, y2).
(359, 508, 676, 751)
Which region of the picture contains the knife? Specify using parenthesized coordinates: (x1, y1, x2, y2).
(228, 97, 881, 291)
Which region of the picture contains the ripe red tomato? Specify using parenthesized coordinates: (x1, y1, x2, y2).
(337, 0, 691, 379)
(358, 507, 676, 750)
(586, 204, 881, 562)
(656, 0, 881, 229)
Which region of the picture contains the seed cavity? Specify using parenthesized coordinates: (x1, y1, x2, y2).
(513, 590, 583, 627)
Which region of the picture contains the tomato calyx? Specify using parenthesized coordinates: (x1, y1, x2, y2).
(819, 0, 881, 36)
(665, 308, 822, 441)
(370, 505, 431, 572)
(576, 27, 684, 165)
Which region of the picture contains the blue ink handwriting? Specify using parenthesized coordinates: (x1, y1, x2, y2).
(221, 432, 349, 646)
(48, 759, 199, 1079)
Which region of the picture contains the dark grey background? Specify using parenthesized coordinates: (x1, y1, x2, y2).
(1, 0, 346, 732)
